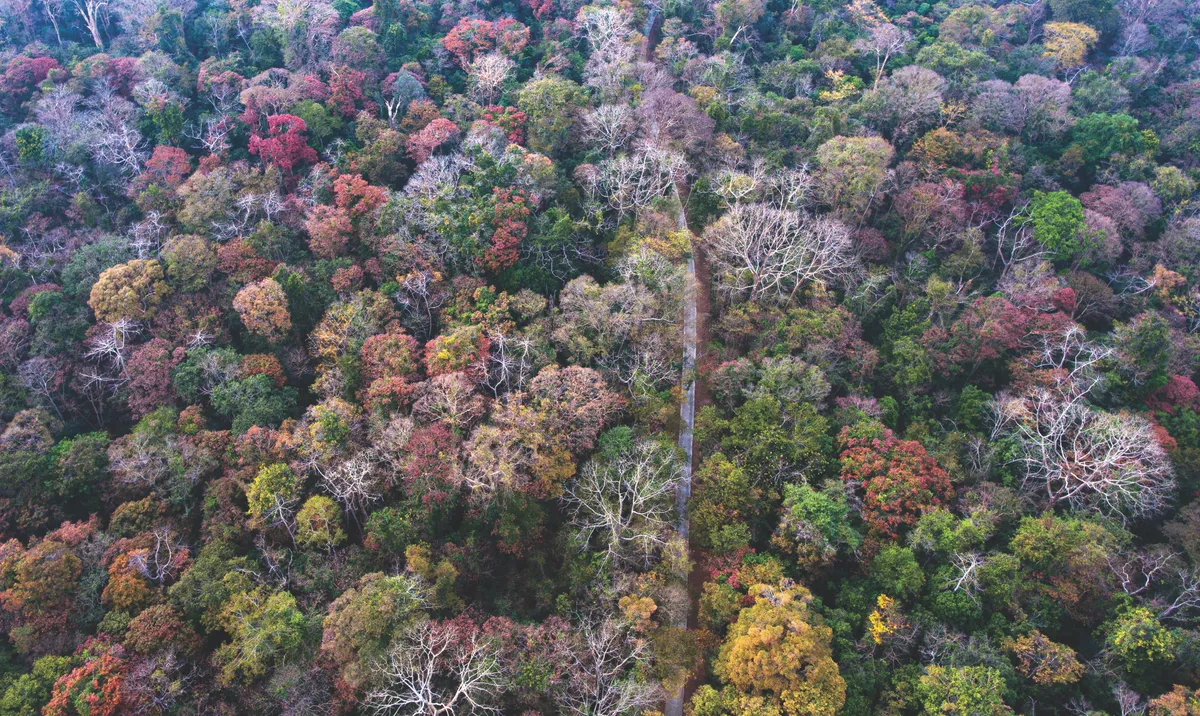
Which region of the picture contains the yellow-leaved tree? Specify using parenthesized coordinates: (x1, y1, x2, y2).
(706, 580, 846, 716)
(1043, 22, 1098, 68)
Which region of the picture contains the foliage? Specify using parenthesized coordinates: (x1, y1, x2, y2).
(713, 580, 846, 715)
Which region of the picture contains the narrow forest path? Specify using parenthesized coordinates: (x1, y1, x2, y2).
(666, 182, 706, 716)
(642, 20, 710, 715)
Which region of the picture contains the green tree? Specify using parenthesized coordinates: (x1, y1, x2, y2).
(0, 655, 71, 716)
(321, 573, 425, 690)
(245, 463, 301, 528)
(1025, 190, 1087, 262)
(815, 136, 893, 220)
(295, 495, 346, 550)
(1104, 606, 1180, 683)
(210, 374, 298, 433)
(917, 665, 1010, 715)
(14, 126, 46, 165)
(1070, 113, 1149, 168)
(214, 588, 308, 684)
(516, 77, 586, 158)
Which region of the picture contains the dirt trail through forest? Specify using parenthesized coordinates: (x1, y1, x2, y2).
(665, 181, 711, 716)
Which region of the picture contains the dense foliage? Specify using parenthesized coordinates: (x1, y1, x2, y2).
(0, 0, 1197, 713)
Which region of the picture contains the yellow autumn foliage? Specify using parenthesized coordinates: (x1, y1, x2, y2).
(714, 581, 846, 716)
(1043, 22, 1098, 68)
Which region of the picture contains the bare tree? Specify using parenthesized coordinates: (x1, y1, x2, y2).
(367, 620, 506, 716)
(412, 372, 487, 431)
(89, 88, 148, 174)
(563, 440, 681, 567)
(1109, 548, 1177, 597)
(35, 86, 87, 155)
(583, 104, 638, 157)
(559, 617, 659, 716)
(704, 203, 859, 303)
(593, 148, 687, 219)
(711, 161, 813, 210)
(72, 0, 108, 48)
(84, 318, 139, 371)
(130, 527, 187, 585)
(319, 450, 384, 526)
(945, 552, 985, 603)
(43, 0, 67, 46)
(577, 5, 637, 100)
(993, 328, 1174, 520)
(18, 356, 64, 420)
(1113, 682, 1147, 716)
(185, 116, 235, 156)
(484, 332, 544, 397)
(1157, 567, 1200, 622)
(856, 23, 912, 91)
(467, 53, 514, 104)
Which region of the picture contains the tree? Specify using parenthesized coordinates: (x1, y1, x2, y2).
(558, 616, 659, 716)
(441, 17, 528, 66)
(295, 495, 346, 550)
(562, 439, 681, 566)
(866, 66, 946, 145)
(838, 420, 953, 539)
(583, 104, 636, 157)
(917, 666, 1010, 715)
(1103, 606, 1180, 680)
(704, 203, 858, 303)
(1008, 513, 1121, 623)
(814, 136, 893, 220)
(44, 641, 128, 716)
(774, 481, 861, 572)
(1149, 685, 1200, 716)
(996, 373, 1174, 519)
(1004, 630, 1084, 686)
(516, 77, 585, 158)
(332, 27, 384, 71)
(856, 24, 912, 91)
(321, 572, 425, 691)
(406, 118, 460, 164)
(366, 618, 506, 716)
(125, 339, 176, 419)
(0, 654, 72, 715)
(467, 54, 514, 104)
(714, 581, 845, 716)
(587, 148, 687, 219)
(246, 462, 301, 532)
(88, 260, 173, 323)
(1025, 190, 1087, 261)
(213, 588, 308, 685)
(318, 450, 385, 524)
(248, 114, 318, 174)
(483, 188, 530, 272)
(1070, 113, 1148, 168)
(1043, 22, 1099, 68)
(160, 236, 216, 293)
(72, 0, 108, 49)
(412, 373, 487, 431)
(306, 205, 354, 258)
(233, 278, 292, 342)
(0, 519, 100, 655)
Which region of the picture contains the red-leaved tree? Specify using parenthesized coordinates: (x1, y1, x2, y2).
(483, 188, 531, 272)
(838, 420, 953, 539)
(248, 114, 318, 174)
(406, 118, 460, 163)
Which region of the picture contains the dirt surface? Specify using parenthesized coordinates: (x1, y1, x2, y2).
(664, 185, 714, 716)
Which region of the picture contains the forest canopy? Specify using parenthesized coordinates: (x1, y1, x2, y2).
(0, 0, 1197, 713)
